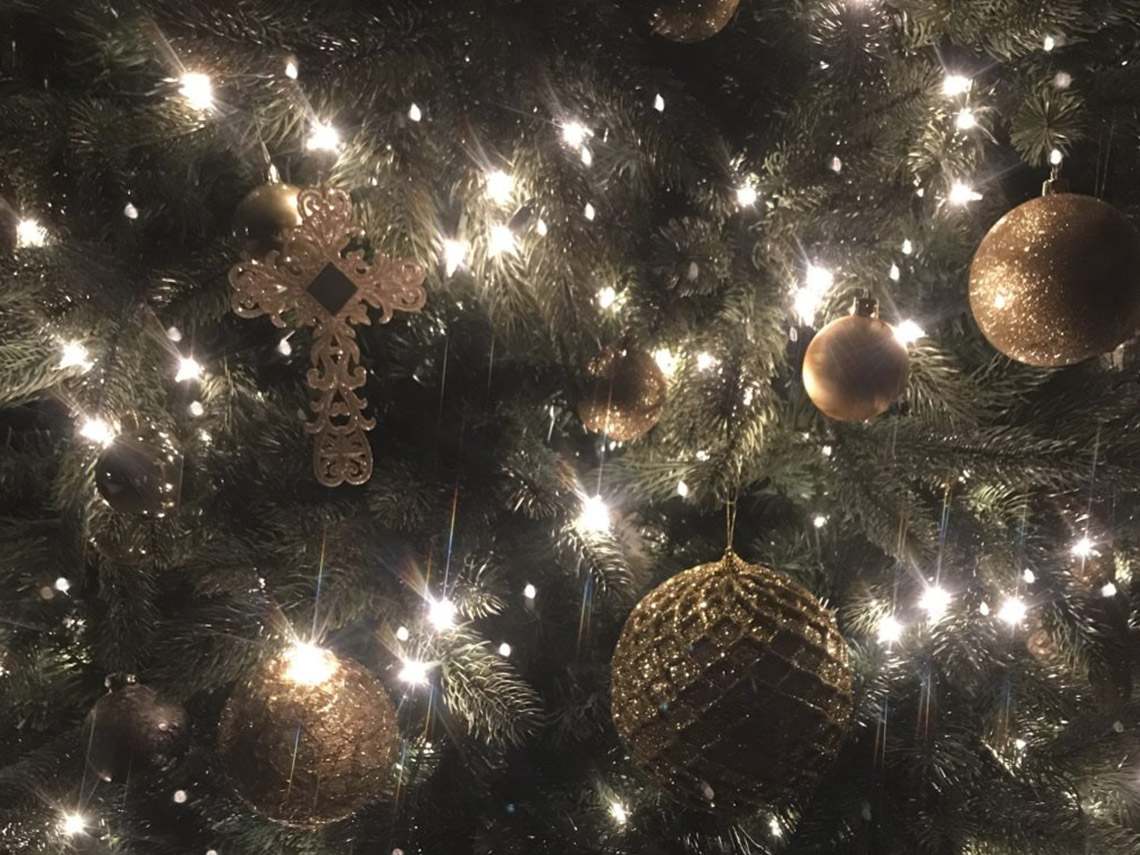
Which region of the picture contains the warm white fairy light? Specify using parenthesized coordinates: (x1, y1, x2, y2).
(398, 657, 430, 686)
(653, 93, 665, 112)
(877, 614, 904, 644)
(485, 170, 514, 204)
(277, 337, 293, 356)
(1013, 737, 1027, 751)
(576, 495, 612, 534)
(580, 147, 593, 167)
(59, 341, 92, 372)
(584, 202, 596, 221)
(942, 73, 972, 96)
(488, 224, 516, 256)
(442, 239, 468, 276)
(1053, 71, 1072, 90)
(894, 319, 925, 346)
(123, 202, 139, 220)
(793, 263, 834, 325)
(306, 122, 341, 153)
(16, 218, 47, 248)
(827, 156, 842, 173)
(427, 596, 457, 631)
(919, 585, 952, 622)
(54, 577, 70, 594)
(677, 480, 689, 498)
(1043, 35, 1056, 52)
(175, 356, 203, 383)
(653, 348, 677, 377)
(812, 514, 827, 529)
(79, 417, 117, 447)
(768, 817, 783, 838)
(1101, 581, 1118, 598)
(395, 625, 410, 642)
(535, 218, 548, 236)
(173, 789, 188, 804)
(60, 812, 87, 836)
(696, 351, 719, 371)
(901, 238, 913, 255)
(285, 58, 299, 79)
(561, 120, 590, 148)
(955, 108, 977, 130)
(178, 72, 214, 110)
(523, 583, 537, 600)
(408, 103, 422, 122)
(1071, 536, 1095, 558)
(997, 596, 1028, 626)
(736, 184, 758, 207)
(283, 641, 337, 686)
(609, 800, 629, 825)
(597, 285, 618, 310)
(1023, 568, 1036, 584)
(1050, 149, 1064, 166)
(948, 181, 983, 206)
(889, 263, 900, 282)
(498, 642, 512, 657)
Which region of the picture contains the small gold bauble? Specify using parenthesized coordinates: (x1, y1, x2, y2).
(232, 183, 302, 258)
(82, 674, 188, 783)
(577, 348, 666, 442)
(651, 0, 742, 42)
(802, 297, 909, 422)
(611, 552, 852, 813)
(217, 647, 400, 826)
(95, 423, 182, 516)
(969, 189, 1140, 367)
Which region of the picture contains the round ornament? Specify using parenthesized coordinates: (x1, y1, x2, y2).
(82, 674, 189, 783)
(611, 551, 852, 813)
(94, 424, 182, 516)
(652, 0, 742, 42)
(232, 182, 302, 258)
(217, 645, 400, 826)
(969, 186, 1140, 367)
(577, 348, 667, 442)
(802, 297, 909, 421)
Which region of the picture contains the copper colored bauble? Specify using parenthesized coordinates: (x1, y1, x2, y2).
(802, 297, 909, 421)
(217, 646, 400, 826)
(577, 348, 666, 442)
(969, 186, 1140, 367)
(94, 425, 182, 516)
(652, 0, 742, 42)
(611, 551, 852, 813)
(82, 674, 189, 783)
(232, 182, 302, 258)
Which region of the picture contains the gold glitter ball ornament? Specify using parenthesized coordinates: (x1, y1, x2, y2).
(217, 646, 400, 826)
(802, 297, 909, 422)
(611, 552, 852, 813)
(652, 0, 742, 41)
(577, 348, 666, 442)
(969, 188, 1140, 367)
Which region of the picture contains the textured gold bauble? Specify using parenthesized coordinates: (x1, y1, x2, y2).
(232, 182, 302, 258)
(969, 190, 1140, 367)
(652, 0, 742, 41)
(577, 348, 666, 442)
(217, 648, 400, 826)
(802, 298, 909, 422)
(611, 552, 852, 813)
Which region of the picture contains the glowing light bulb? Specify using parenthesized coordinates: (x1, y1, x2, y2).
(427, 596, 457, 631)
(894, 319, 925, 345)
(919, 585, 951, 622)
(442, 239, 468, 276)
(1013, 737, 1027, 750)
(398, 657, 430, 686)
(285, 58, 299, 79)
(175, 356, 203, 383)
(523, 583, 537, 600)
(677, 480, 689, 498)
(942, 74, 972, 96)
(581, 147, 593, 166)
(561, 121, 589, 148)
(179, 72, 214, 110)
(955, 108, 977, 130)
(948, 181, 982, 206)
(768, 817, 783, 837)
(535, 218, 548, 236)
(79, 417, 117, 447)
(1043, 35, 1056, 52)
(60, 812, 87, 836)
(16, 218, 47, 248)
(827, 156, 842, 173)
(306, 122, 341, 153)
(395, 625, 410, 641)
(877, 614, 903, 644)
(805, 264, 834, 292)
(696, 352, 718, 371)
(901, 238, 913, 255)
(54, 577, 70, 593)
(577, 495, 611, 534)
(173, 789, 188, 804)
(1053, 71, 1072, 90)
(736, 184, 758, 207)
(488, 224, 516, 256)
(408, 103, 422, 122)
(1023, 569, 1036, 584)
(485, 170, 514, 204)
(1101, 581, 1118, 598)
(584, 202, 596, 221)
(812, 514, 827, 529)
(610, 801, 628, 824)
(997, 596, 1028, 626)
(277, 337, 293, 356)
(1050, 149, 1064, 166)
(59, 341, 92, 372)
(653, 93, 665, 112)
(498, 642, 512, 657)
(793, 264, 834, 324)
(653, 348, 677, 377)
(1071, 536, 1095, 558)
(283, 642, 337, 686)
(889, 263, 900, 282)
(188, 400, 205, 417)
(597, 286, 617, 309)
(123, 202, 139, 219)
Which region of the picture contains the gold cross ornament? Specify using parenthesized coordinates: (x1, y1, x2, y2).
(228, 186, 426, 487)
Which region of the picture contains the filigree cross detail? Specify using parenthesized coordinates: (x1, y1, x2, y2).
(228, 186, 426, 487)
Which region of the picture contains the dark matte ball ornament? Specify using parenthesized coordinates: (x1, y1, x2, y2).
(969, 185, 1140, 367)
(232, 182, 302, 258)
(611, 552, 852, 813)
(82, 674, 189, 783)
(95, 425, 182, 516)
(217, 646, 400, 826)
(652, 0, 742, 41)
(577, 348, 667, 442)
(802, 297, 909, 422)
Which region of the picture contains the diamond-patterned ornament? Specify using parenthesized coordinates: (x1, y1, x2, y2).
(228, 187, 426, 486)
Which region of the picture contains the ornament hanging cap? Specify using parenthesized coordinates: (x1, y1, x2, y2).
(1043, 176, 1070, 196)
(852, 295, 879, 318)
(104, 672, 137, 692)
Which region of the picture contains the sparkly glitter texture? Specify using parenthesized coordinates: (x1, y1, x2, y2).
(802, 300, 909, 422)
(969, 192, 1140, 367)
(651, 0, 741, 42)
(577, 348, 667, 442)
(217, 650, 399, 826)
(610, 552, 852, 814)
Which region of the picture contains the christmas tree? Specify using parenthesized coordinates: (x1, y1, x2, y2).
(4, 0, 1140, 852)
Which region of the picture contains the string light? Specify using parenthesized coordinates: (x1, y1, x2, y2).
(609, 800, 629, 824)
(653, 93, 665, 112)
(488, 224, 516, 256)
(584, 202, 596, 221)
(442, 239, 468, 276)
(408, 103, 422, 122)
(1053, 71, 1072, 90)
(812, 514, 827, 529)
(955, 108, 977, 130)
(597, 286, 618, 309)
(948, 181, 983, 206)
(284, 58, 299, 79)
(918, 585, 951, 622)
(889, 263, 900, 281)
(123, 202, 139, 220)
(793, 263, 833, 324)
(676, 480, 689, 498)
(1043, 35, 1056, 52)
(306, 122, 341, 153)
(395, 625, 410, 642)
(1013, 737, 1027, 751)
(736, 184, 758, 207)
(1071, 536, 1095, 558)
(877, 614, 904, 644)
(166, 326, 182, 342)
(398, 657, 430, 686)
(175, 356, 203, 383)
(894, 319, 925, 345)
(523, 583, 537, 600)
(942, 73, 972, 96)
(768, 817, 783, 838)
(59, 812, 87, 836)
(576, 495, 611, 534)
(427, 596, 457, 631)
(561, 120, 590, 148)
(173, 789, 188, 804)
(54, 577, 70, 593)
(188, 401, 205, 417)
(1023, 569, 1036, 584)
(696, 352, 719, 371)
(901, 238, 913, 255)
(79, 417, 117, 446)
(59, 341, 92, 372)
(283, 641, 337, 686)
(277, 337, 293, 356)
(580, 147, 593, 166)
(485, 170, 514, 204)
(1049, 148, 1064, 166)
(535, 218, 548, 237)
(498, 642, 512, 657)
(1101, 581, 1118, 598)
(653, 348, 677, 377)
(16, 218, 47, 248)
(996, 596, 1028, 626)
(178, 72, 214, 110)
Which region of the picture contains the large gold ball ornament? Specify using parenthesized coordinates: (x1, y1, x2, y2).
(217, 646, 400, 826)
(969, 189, 1140, 367)
(232, 182, 302, 258)
(611, 552, 852, 813)
(652, 0, 742, 42)
(577, 348, 667, 442)
(802, 297, 909, 421)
